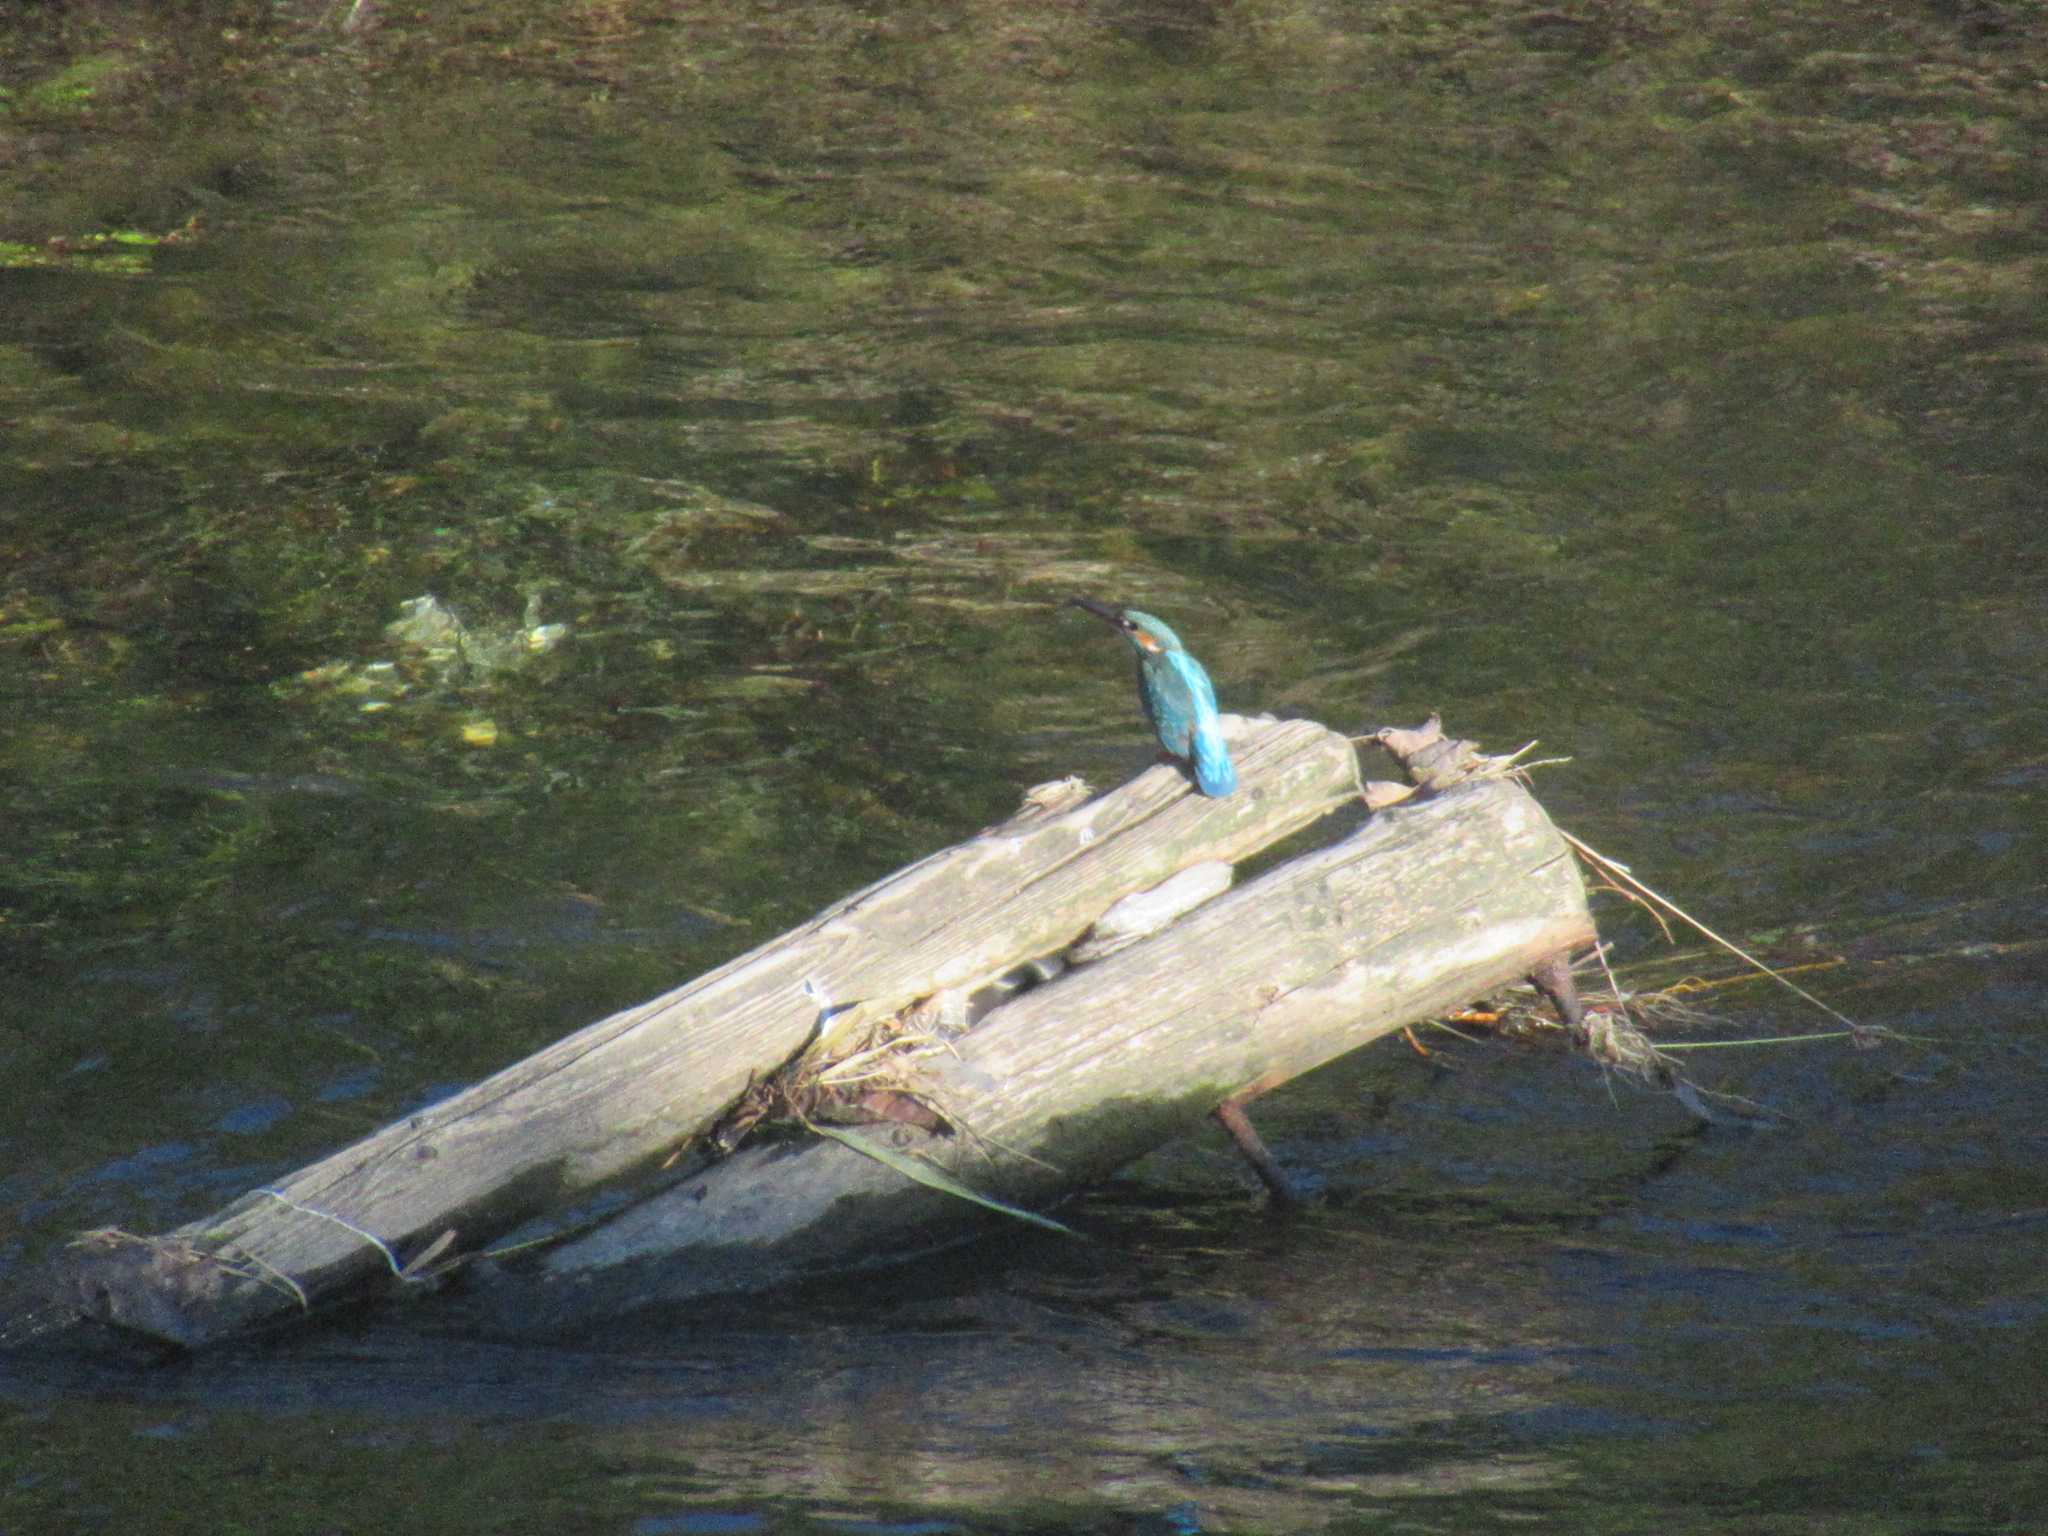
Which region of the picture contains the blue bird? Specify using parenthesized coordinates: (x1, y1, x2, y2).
(1069, 597, 1238, 797)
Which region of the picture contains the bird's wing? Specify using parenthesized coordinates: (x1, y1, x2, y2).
(1177, 652, 1222, 716)
(1166, 652, 1235, 795)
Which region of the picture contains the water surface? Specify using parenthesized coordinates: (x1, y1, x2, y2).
(3, 2, 2043, 1530)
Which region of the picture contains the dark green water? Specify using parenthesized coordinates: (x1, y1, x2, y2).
(3, 2, 2043, 1530)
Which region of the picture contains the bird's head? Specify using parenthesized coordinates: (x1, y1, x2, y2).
(1067, 597, 1185, 655)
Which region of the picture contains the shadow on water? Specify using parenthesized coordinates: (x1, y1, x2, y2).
(4, 0, 2046, 1530)
(8, 987, 2045, 1529)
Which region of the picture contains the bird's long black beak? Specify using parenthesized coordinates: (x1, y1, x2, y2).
(1066, 596, 1131, 631)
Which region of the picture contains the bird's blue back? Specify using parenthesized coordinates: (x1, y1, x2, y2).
(1127, 614, 1237, 797)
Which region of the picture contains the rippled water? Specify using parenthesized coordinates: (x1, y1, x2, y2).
(3, 2, 2044, 1530)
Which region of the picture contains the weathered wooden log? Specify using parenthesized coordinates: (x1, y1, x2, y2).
(40, 716, 1361, 1350)
(482, 773, 1594, 1331)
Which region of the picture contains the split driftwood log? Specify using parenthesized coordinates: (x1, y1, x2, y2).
(493, 764, 1591, 1331)
(34, 716, 1595, 1350)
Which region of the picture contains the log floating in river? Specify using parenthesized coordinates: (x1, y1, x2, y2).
(35, 716, 1595, 1349)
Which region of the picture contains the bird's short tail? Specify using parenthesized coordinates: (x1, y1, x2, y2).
(1191, 723, 1238, 797)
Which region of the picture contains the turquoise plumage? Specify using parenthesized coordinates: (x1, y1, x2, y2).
(1069, 597, 1238, 797)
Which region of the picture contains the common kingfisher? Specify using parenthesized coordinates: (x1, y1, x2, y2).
(1068, 597, 1238, 797)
